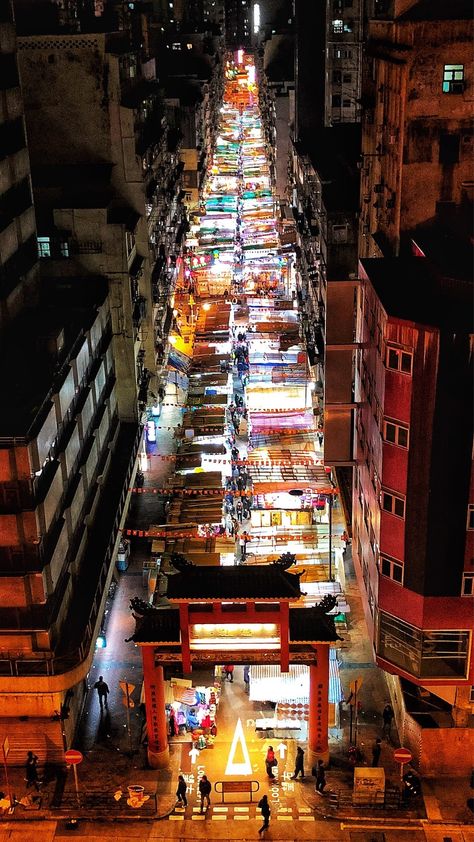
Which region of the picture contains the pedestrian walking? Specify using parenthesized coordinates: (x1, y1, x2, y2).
(199, 774, 212, 813)
(25, 751, 41, 791)
(224, 664, 234, 682)
(243, 664, 250, 692)
(257, 794, 271, 834)
(314, 759, 326, 795)
(176, 774, 188, 806)
(94, 675, 109, 710)
(372, 737, 382, 767)
(292, 746, 305, 779)
(265, 745, 277, 778)
(382, 703, 394, 740)
(169, 709, 177, 737)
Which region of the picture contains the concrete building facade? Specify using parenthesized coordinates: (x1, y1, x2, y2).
(0, 0, 39, 328)
(359, 0, 474, 258)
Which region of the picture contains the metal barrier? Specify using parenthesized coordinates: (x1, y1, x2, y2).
(214, 780, 260, 803)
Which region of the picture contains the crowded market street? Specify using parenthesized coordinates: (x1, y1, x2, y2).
(6, 52, 472, 837)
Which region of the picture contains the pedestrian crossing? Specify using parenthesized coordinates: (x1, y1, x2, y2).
(169, 804, 315, 821)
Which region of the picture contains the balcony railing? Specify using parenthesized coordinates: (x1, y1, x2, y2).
(0, 421, 141, 675)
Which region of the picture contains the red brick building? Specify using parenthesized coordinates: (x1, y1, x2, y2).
(353, 255, 474, 774)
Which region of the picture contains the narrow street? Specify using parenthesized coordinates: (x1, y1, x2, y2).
(9, 50, 470, 836)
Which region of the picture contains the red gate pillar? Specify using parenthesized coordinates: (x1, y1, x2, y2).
(308, 644, 330, 766)
(141, 646, 169, 768)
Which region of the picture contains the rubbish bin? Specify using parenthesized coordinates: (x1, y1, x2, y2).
(127, 785, 145, 807)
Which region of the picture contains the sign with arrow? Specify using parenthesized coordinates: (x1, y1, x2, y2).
(189, 747, 200, 765)
(276, 742, 287, 760)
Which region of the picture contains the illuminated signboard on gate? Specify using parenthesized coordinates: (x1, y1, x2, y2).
(190, 623, 279, 650)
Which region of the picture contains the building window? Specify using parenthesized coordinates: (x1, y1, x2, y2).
(332, 223, 348, 243)
(382, 490, 405, 519)
(334, 48, 352, 60)
(386, 345, 413, 375)
(333, 70, 342, 84)
(439, 132, 460, 165)
(37, 236, 51, 258)
(378, 613, 469, 678)
(462, 574, 474, 596)
(442, 64, 464, 93)
(383, 419, 409, 449)
(343, 72, 352, 83)
(381, 555, 404, 584)
(332, 94, 342, 108)
(332, 19, 343, 33)
(468, 505, 474, 530)
(343, 98, 351, 107)
(470, 686, 474, 703)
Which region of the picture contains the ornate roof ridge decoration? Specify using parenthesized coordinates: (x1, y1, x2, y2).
(128, 602, 342, 646)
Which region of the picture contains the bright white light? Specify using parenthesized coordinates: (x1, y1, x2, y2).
(253, 3, 260, 34)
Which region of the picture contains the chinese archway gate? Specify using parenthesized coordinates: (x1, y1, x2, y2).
(130, 562, 341, 768)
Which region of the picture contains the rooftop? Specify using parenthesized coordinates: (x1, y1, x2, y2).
(295, 125, 361, 214)
(359, 256, 474, 333)
(398, 0, 474, 21)
(131, 604, 341, 645)
(166, 564, 303, 601)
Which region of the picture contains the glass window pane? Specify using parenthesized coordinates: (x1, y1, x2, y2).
(393, 564, 403, 583)
(381, 558, 391, 576)
(397, 427, 408, 448)
(377, 612, 422, 676)
(442, 81, 450, 92)
(385, 423, 396, 443)
(401, 352, 412, 373)
(394, 497, 405, 518)
(387, 349, 398, 370)
(454, 71, 464, 80)
(468, 508, 474, 529)
(382, 493, 393, 512)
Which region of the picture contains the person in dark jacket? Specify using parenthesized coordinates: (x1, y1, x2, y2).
(314, 759, 326, 795)
(292, 746, 305, 779)
(176, 774, 187, 806)
(94, 675, 110, 710)
(25, 751, 41, 791)
(199, 774, 211, 813)
(372, 738, 382, 767)
(258, 794, 271, 834)
(382, 703, 394, 740)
